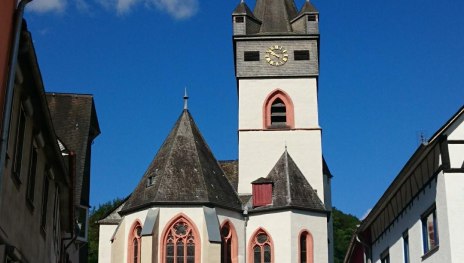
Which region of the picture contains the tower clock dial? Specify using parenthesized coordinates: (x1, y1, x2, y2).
(265, 45, 289, 66)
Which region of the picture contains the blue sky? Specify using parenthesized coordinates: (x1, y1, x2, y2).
(25, 0, 464, 218)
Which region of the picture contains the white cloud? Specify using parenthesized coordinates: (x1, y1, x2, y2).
(28, 0, 67, 13)
(149, 0, 198, 20)
(96, 0, 198, 19)
(116, 0, 140, 14)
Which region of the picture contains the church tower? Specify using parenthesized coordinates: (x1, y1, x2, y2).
(233, 0, 333, 262)
(233, 0, 324, 200)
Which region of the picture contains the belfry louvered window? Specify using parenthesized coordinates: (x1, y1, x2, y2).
(270, 98, 287, 127)
(264, 90, 294, 129)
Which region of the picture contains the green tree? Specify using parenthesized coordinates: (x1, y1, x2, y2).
(88, 198, 123, 263)
(333, 207, 360, 263)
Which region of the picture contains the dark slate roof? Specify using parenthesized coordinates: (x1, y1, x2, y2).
(233, 1, 259, 21)
(253, 0, 298, 33)
(323, 157, 333, 178)
(298, 0, 318, 15)
(250, 150, 326, 213)
(120, 110, 242, 214)
(46, 93, 100, 207)
(251, 177, 274, 184)
(219, 160, 238, 191)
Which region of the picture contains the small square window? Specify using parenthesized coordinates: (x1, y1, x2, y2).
(308, 15, 317, 21)
(294, 50, 310, 61)
(235, 16, 244, 23)
(422, 207, 439, 253)
(244, 51, 260, 61)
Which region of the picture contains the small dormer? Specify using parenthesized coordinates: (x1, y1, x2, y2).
(291, 0, 319, 34)
(251, 177, 273, 207)
(232, 1, 262, 35)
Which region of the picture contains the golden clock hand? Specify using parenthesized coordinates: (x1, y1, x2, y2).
(270, 51, 281, 58)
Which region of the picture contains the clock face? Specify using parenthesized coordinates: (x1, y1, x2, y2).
(265, 45, 289, 66)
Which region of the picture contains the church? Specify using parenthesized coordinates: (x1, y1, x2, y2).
(98, 1, 334, 262)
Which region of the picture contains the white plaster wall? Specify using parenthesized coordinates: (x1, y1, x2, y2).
(446, 114, 464, 140)
(246, 212, 292, 262)
(238, 130, 323, 197)
(98, 224, 118, 263)
(442, 171, 464, 262)
(238, 78, 319, 129)
(448, 144, 464, 168)
(246, 211, 329, 263)
(370, 176, 454, 263)
(216, 208, 246, 263)
(291, 211, 329, 263)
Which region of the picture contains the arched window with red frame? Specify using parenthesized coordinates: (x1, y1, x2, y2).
(299, 230, 313, 263)
(128, 221, 142, 263)
(161, 214, 201, 263)
(263, 90, 294, 129)
(248, 228, 274, 263)
(221, 221, 238, 263)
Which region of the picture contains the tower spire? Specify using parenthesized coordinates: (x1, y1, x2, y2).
(183, 87, 189, 110)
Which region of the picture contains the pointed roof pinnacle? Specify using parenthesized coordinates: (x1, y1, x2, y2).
(183, 87, 189, 110)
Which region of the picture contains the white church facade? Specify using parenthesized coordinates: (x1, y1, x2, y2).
(98, 1, 334, 262)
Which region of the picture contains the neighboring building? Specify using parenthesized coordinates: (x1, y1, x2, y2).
(98, 0, 333, 263)
(47, 93, 101, 262)
(344, 106, 464, 263)
(0, 18, 100, 263)
(0, 0, 17, 125)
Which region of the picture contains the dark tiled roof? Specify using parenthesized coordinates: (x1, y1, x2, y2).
(46, 93, 100, 207)
(298, 0, 318, 15)
(233, 2, 259, 21)
(323, 157, 333, 178)
(120, 110, 242, 214)
(250, 150, 326, 212)
(251, 177, 273, 184)
(253, 0, 298, 33)
(219, 160, 238, 191)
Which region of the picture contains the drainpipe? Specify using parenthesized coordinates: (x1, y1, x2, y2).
(0, 0, 32, 205)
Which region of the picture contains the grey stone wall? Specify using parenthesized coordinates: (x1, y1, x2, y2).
(235, 38, 319, 78)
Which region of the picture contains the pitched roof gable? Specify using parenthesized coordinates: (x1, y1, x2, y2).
(250, 150, 326, 212)
(121, 110, 242, 214)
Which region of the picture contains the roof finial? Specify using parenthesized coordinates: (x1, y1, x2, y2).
(183, 87, 189, 110)
(284, 141, 287, 152)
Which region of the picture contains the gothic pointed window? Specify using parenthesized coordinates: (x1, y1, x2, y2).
(249, 229, 273, 263)
(299, 231, 313, 263)
(263, 90, 294, 129)
(128, 221, 142, 263)
(221, 221, 238, 263)
(162, 215, 200, 263)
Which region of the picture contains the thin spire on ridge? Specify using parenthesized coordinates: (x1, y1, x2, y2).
(183, 87, 189, 110)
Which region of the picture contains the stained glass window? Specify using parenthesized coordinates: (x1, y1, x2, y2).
(221, 222, 235, 263)
(299, 231, 313, 263)
(163, 217, 198, 263)
(129, 222, 142, 263)
(250, 230, 273, 263)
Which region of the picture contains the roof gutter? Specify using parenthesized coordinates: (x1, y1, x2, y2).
(0, 0, 33, 205)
